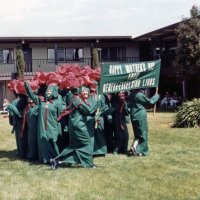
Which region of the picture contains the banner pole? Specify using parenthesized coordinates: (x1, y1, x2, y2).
(153, 87, 158, 116)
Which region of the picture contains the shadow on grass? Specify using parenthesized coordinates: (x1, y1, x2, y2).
(0, 149, 18, 161)
(0, 150, 41, 166)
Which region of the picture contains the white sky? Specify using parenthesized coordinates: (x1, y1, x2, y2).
(0, 0, 198, 37)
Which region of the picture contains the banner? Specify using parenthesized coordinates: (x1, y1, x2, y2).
(99, 59, 161, 94)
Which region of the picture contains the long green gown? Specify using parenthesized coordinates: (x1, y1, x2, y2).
(57, 89, 71, 152)
(26, 101, 39, 160)
(112, 94, 129, 154)
(87, 92, 98, 154)
(24, 82, 63, 163)
(93, 94, 111, 156)
(7, 96, 28, 159)
(129, 90, 160, 156)
(55, 93, 97, 168)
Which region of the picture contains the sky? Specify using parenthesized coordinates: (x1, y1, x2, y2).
(0, 0, 198, 38)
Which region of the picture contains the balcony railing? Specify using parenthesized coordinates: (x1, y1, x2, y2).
(0, 57, 139, 78)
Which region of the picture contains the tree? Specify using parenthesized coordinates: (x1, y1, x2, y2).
(174, 5, 200, 99)
(92, 48, 100, 69)
(16, 45, 25, 79)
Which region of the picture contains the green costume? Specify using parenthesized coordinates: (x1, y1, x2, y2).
(26, 101, 39, 160)
(54, 90, 97, 168)
(57, 89, 71, 152)
(129, 90, 160, 156)
(87, 92, 98, 153)
(24, 82, 63, 163)
(7, 96, 28, 159)
(113, 93, 129, 154)
(104, 94, 114, 153)
(93, 94, 110, 156)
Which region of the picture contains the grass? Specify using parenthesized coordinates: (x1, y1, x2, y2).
(0, 112, 200, 200)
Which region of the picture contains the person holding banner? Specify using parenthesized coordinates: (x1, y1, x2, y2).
(128, 89, 160, 156)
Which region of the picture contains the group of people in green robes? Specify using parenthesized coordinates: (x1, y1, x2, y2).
(6, 81, 160, 169)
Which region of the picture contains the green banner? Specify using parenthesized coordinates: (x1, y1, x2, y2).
(99, 59, 161, 94)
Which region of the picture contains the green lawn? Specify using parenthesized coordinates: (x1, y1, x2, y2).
(0, 112, 200, 200)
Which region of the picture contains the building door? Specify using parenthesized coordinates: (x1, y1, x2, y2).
(23, 48, 32, 72)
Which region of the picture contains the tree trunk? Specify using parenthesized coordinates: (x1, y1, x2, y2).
(182, 79, 186, 101)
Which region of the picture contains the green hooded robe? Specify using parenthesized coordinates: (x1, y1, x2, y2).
(24, 82, 63, 163)
(26, 101, 39, 160)
(55, 91, 97, 168)
(93, 94, 111, 156)
(129, 90, 160, 156)
(112, 93, 129, 154)
(7, 96, 28, 159)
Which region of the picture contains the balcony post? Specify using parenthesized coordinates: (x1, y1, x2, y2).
(55, 43, 58, 65)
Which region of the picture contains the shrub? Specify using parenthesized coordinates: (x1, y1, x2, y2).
(172, 98, 200, 128)
(16, 46, 25, 79)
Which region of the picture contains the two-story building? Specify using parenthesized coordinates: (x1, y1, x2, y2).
(0, 36, 139, 107)
(0, 21, 199, 108)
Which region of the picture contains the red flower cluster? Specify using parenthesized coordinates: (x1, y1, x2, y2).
(7, 64, 101, 95)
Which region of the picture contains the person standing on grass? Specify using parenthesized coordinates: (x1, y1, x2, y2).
(6, 94, 28, 159)
(128, 89, 160, 156)
(24, 81, 63, 164)
(50, 86, 97, 169)
(112, 91, 130, 155)
(25, 98, 39, 161)
(104, 93, 115, 153)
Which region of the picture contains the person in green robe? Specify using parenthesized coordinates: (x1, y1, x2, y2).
(93, 94, 109, 156)
(87, 87, 98, 155)
(7, 95, 28, 159)
(24, 82, 63, 164)
(104, 93, 114, 153)
(128, 89, 160, 156)
(26, 98, 39, 160)
(57, 89, 71, 152)
(50, 86, 97, 169)
(113, 91, 130, 155)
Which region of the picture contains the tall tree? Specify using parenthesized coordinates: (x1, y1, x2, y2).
(16, 45, 25, 79)
(174, 5, 200, 99)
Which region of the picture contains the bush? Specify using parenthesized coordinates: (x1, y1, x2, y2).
(16, 46, 25, 79)
(172, 98, 200, 128)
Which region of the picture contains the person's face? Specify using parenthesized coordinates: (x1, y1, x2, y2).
(46, 89, 53, 98)
(118, 92, 125, 100)
(81, 89, 89, 99)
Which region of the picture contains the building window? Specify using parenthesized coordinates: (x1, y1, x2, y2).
(99, 47, 126, 62)
(66, 48, 83, 61)
(57, 48, 65, 62)
(0, 49, 14, 63)
(100, 48, 109, 61)
(47, 49, 55, 63)
(47, 48, 83, 63)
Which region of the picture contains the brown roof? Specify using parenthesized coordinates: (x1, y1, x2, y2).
(132, 21, 180, 42)
(0, 36, 132, 44)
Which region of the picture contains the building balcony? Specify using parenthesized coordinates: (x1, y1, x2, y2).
(0, 57, 139, 79)
(159, 53, 181, 76)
